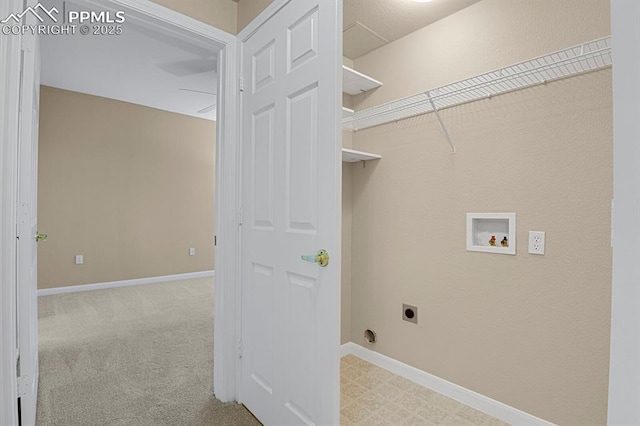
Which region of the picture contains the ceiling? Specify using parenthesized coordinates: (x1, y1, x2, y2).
(40, 1, 219, 121)
(40, 0, 479, 119)
(343, 0, 481, 59)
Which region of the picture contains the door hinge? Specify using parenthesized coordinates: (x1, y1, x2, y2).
(238, 339, 243, 359)
(20, 32, 35, 53)
(20, 36, 29, 52)
(17, 203, 28, 239)
(214, 235, 217, 246)
(239, 74, 244, 92)
(17, 375, 30, 397)
(238, 208, 243, 226)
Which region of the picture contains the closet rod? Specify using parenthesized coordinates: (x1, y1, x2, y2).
(343, 36, 612, 132)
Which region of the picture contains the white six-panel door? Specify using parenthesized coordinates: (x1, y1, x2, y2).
(239, 0, 342, 424)
(17, 7, 41, 425)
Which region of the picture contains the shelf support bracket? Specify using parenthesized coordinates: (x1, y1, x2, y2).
(427, 92, 456, 154)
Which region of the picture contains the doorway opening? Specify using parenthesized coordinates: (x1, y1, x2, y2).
(21, 1, 242, 422)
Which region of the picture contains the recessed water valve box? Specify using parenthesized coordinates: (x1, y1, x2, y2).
(466, 213, 516, 255)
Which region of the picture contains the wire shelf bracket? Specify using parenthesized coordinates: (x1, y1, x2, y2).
(427, 91, 456, 154)
(343, 36, 612, 143)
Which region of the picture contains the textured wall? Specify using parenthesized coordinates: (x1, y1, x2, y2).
(38, 87, 216, 289)
(150, 0, 238, 34)
(341, 163, 352, 344)
(341, 129, 354, 345)
(352, 0, 611, 110)
(341, 55, 356, 344)
(236, 0, 274, 32)
(350, 72, 612, 425)
(349, 0, 612, 424)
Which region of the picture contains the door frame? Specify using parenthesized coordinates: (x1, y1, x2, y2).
(0, 0, 241, 421)
(0, 0, 24, 424)
(16, 8, 42, 423)
(608, 2, 640, 424)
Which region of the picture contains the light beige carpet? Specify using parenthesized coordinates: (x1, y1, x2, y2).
(36, 277, 261, 426)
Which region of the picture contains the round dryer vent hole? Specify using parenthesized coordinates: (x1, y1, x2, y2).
(363, 329, 377, 345)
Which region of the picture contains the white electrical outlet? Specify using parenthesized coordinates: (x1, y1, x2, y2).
(189, 247, 196, 256)
(75, 255, 83, 265)
(528, 231, 546, 255)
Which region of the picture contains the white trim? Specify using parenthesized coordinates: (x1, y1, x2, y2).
(0, 0, 24, 423)
(212, 20, 240, 405)
(340, 342, 354, 358)
(341, 343, 555, 426)
(37, 270, 215, 296)
(608, 3, 640, 424)
(87, 0, 235, 46)
(16, 10, 41, 423)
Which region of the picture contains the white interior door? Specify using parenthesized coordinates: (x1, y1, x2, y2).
(239, 0, 342, 424)
(17, 13, 41, 426)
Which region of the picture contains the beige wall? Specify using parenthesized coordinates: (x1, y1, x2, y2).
(352, 0, 611, 110)
(237, 0, 274, 32)
(342, 57, 356, 343)
(348, 0, 612, 425)
(343, 56, 355, 110)
(38, 87, 216, 289)
(341, 129, 355, 344)
(341, 163, 352, 344)
(150, 0, 238, 34)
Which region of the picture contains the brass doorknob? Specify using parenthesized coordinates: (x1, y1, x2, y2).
(35, 233, 47, 242)
(301, 249, 329, 267)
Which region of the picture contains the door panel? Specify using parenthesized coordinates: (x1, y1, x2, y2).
(286, 84, 318, 232)
(249, 262, 276, 395)
(287, 8, 319, 72)
(283, 271, 318, 425)
(253, 41, 276, 93)
(240, 0, 341, 424)
(252, 105, 275, 230)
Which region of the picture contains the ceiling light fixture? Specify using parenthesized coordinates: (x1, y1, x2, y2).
(413, 0, 434, 3)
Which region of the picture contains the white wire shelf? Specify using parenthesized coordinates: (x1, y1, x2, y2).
(343, 36, 612, 131)
(342, 107, 355, 118)
(342, 148, 381, 163)
(343, 65, 383, 95)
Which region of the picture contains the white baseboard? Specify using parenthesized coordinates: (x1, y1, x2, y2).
(37, 270, 215, 296)
(341, 342, 555, 426)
